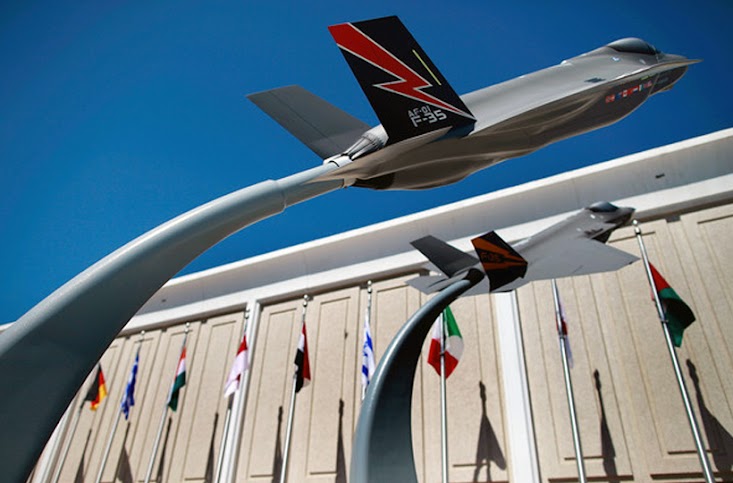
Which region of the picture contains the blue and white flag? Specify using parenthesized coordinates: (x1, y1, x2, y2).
(361, 316, 376, 395)
(120, 350, 140, 420)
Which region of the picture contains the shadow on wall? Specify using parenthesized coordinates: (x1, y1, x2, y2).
(271, 406, 284, 483)
(687, 359, 733, 478)
(204, 412, 220, 483)
(336, 399, 347, 483)
(473, 381, 506, 482)
(593, 369, 619, 483)
(73, 429, 92, 483)
(115, 423, 133, 483)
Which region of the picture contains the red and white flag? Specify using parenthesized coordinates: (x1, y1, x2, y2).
(224, 334, 249, 397)
(558, 298, 574, 369)
(294, 323, 311, 393)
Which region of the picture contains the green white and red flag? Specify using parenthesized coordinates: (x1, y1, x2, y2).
(427, 306, 463, 378)
(649, 263, 696, 347)
(167, 346, 187, 411)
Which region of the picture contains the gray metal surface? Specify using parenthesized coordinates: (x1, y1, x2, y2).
(0, 164, 343, 483)
(350, 268, 484, 483)
(407, 203, 637, 296)
(248, 85, 370, 159)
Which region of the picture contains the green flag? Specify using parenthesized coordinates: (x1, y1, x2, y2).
(650, 263, 696, 347)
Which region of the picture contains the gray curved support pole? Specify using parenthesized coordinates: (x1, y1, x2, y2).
(0, 163, 343, 483)
(351, 268, 484, 483)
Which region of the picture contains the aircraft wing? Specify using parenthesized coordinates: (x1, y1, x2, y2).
(497, 238, 638, 291)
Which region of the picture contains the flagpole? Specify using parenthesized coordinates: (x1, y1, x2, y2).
(279, 295, 309, 483)
(95, 331, 144, 483)
(551, 279, 587, 483)
(362, 281, 373, 401)
(439, 310, 449, 483)
(49, 402, 83, 483)
(632, 221, 715, 483)
(144, 323, 190, 483)
(216, 312, 248, 483)
(215, 398, 233, 483)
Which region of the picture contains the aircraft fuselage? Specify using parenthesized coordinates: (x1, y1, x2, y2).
(332, 41, 694, 190)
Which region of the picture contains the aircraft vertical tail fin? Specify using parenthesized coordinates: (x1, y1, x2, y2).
(328, 16, 475, 144)
(471, 231, 528, 291)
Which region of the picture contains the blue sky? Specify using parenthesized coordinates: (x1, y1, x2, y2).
(1, 1, 731, 323)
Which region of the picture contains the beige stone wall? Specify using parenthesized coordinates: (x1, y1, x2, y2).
(519, 203, 733, 482)
(234, 276, 510, 483)
(51, 314, 245, 482)
(43, 203, 733, 483)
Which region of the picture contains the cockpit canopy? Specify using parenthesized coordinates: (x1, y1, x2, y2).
(607, 38, 660, 55)
(588, 201, 620, 213)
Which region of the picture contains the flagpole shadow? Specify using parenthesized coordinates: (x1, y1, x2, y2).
(473, 381, 506, 482)
(687, 360, 733, 477)
(271, 406, 284, 483)
(593, 370, 619, 482)
(204, 412, 220, 483)
(336, 399, 347, 483)
(154, 417, 173, 482)
(73, 428, 92, 483)
(115, 422, 134, 483)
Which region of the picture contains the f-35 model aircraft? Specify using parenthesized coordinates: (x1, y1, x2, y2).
(407, 202, 637, 295)
(249, 16, 696, 190)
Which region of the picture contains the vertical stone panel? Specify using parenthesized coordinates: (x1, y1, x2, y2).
(55, 337, 124, 482)
(237, 299, 301, 481)
(522, 204, 733, 481)
(171, 313, 243, 482)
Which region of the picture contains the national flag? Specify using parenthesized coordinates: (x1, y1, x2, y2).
(224, 334, 249, 397)
(167, 346, 187, 411)
(294, 322, 311, 393)
(121, 351, 140, 420)
(650, 263, 696, 347)
(557, 294, 574, 369)
(84, 365, 107, 410)
(361, 316, 376, 392)
(427, 306, 463, 378)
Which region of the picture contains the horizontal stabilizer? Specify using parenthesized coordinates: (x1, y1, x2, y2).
(471, 231, 528, 291)
(410, 235, 478, 278)
(248, 85, 370, 159)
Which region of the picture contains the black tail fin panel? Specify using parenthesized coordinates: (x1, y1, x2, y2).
(329, 16, 474, 144)
(471, 231, 528, 291)
(410, 235, 478, 278)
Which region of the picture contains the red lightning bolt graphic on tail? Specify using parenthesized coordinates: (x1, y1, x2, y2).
(329, 23, 473, 118)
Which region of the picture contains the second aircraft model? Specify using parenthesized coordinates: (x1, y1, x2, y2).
(250, 15, 696, 190)
(407, 202, 637, 295)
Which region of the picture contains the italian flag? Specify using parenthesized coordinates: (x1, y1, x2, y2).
(427, 306, 463, 378)
(167, 346, 187, 411)
(650, 263, 696, 348)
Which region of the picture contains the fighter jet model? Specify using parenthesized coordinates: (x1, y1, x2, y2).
(407, 202, 637, 295)
(249, 16, 696, 190)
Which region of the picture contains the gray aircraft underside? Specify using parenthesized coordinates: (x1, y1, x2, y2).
(407, 202, 638, 296)
(318, 48, 694, 189)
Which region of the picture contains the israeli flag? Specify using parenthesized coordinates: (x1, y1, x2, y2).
(361, 317, 376, 395)
(120, 350, 139, 420)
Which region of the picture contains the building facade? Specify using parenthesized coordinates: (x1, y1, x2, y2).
(32, 128, 733, 482)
